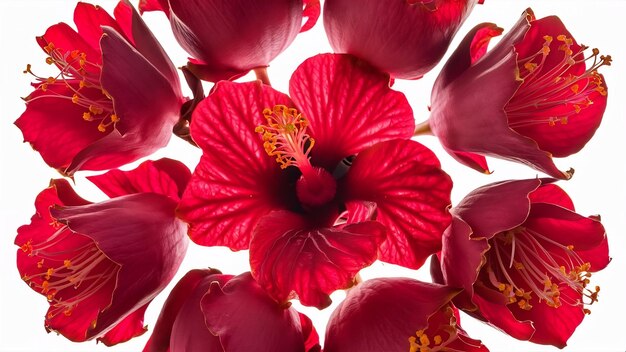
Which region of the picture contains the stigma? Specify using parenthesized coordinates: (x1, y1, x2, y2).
(506, 34, 611, 129)
(256, 105, 336, 207)
(24, 41, 118, 133)
(487, 227, 599, 312)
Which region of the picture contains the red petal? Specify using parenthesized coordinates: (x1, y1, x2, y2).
(74, 2, 122, 51)
(144, 269, 228, 352)
(87, 158, 191, 201)
(453, 179, 541, 239)
(440, 217, 490, 304)
(97, 303, 149, 346)
(15, 83, 108, 172)
(341, 139, 452, 269)
(301, 0, 320, 32)
(178, 81, 295, 250)
(202, 272, 307, 352)
(115, 0, 180, 85)
(511, 286, 584, 348)
(138, 0, 169, 15)
(37, 22, 102, 65)
(432, 22, 503, 93)
(289, 54, 414, 170)
(250, 211, 386, 308)
(324, 278, 461, 352)
(299, 313, 321, 352)
(529, 183, 575, 210)
(445, 148, 491, 175)
(470, 287, 535, 341)
(525, 203, 609, 270)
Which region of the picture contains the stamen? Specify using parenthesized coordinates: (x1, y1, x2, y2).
(488, 227, 599, 312)
(408, 306, 460, 352)
(506, 34, 610, 129)
(23, 40, 118, 133)
(256, 105, 315, 170)
(19, 226, 119, 320)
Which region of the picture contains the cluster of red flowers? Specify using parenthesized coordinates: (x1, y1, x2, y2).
(14, 0, 610, 351)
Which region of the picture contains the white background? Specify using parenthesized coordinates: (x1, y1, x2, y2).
(1, 1, 624, 351)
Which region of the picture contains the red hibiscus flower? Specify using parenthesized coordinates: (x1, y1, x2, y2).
(426, 9, 610, 179)
(139, 0, 320, 82)
(324, 278, 488, 352)
(16, 1, 184, 176)
(178, 53, 452, 308)
(15, 159, 190, 345)
(144, 270, 321, 352)
(324, 0, 483, 80)
(431, 178, 610, 348)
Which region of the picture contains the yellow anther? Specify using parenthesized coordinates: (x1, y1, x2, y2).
(89, 105, 103, 115)
(524, 62, 537, 72)
(433, 335, 442, 345)
(571, 84, 580, 94)
(557, 34, 567, 41)
(43, 42, 55, 53)
(45, 57, 55, 65)
(63, 309, 73, 317)
(45, 268, 54, 280)
(63, 260, 72, 268)
(37, 259, 44, 269)
(41, 280, 50, 293)
(20, 241, 32, 253)
(97, 123, 107, 132)
(72, 94, 80, 104)
(110, 114, 119, 123)
(543, 35, 553, 43)
(514, 261, 525, 270)
(419, 334, 430, 346)
(518, 299, 532, 310)
(83, 112, 92, 121)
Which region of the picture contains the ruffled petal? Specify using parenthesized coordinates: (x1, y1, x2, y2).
(87, 158, 191, 201)
(97, 303, 149, 346)
(289, 54, 414, 170)
(178, 81, 295, 250)
(250, 211, 386, 309)
(440, 217, 490, 304)
(202, 272, 307, 352)
(324, 278, 462, 352)
(453, 179, 541, 239)
(340, 139, 452, 269)
(144, 269, 228, 352)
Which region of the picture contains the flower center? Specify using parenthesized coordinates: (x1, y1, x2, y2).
(408, 306, 458, 352)
(486, 227, 599, 313)
(256, 105, 336, 207)
(20, 224, 119, 320)
(506, 34, 611, 129)
(24, 41, 118, 133)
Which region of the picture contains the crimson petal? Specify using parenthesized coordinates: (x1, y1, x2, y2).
(178, 81, 295, 250)
(289, 54, 414, 170)
(340, 139, 452, 269)
(250, 211, 386, 309)
(202, 272, 310, 352)
(88, 158, 191, 201)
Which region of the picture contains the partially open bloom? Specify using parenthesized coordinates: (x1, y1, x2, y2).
(144, 270, 321, 352)
(15, 159, 190, 345)
(324, 0, 482, 80)
(178, 53, 452, 308)
(139, 0, 320, 82)
(16, 1, 184, 176)
(427, 9, 610, 179)
(431, 179, 609, 347)
(324, 278, 488, 352)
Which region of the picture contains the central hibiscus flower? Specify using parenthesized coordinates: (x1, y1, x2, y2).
(179, 54, 452, 309)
